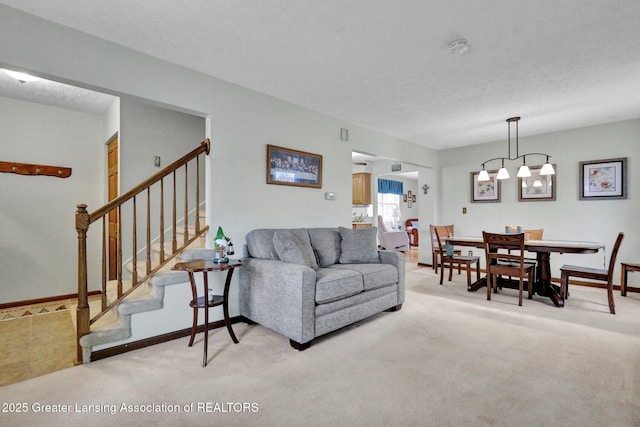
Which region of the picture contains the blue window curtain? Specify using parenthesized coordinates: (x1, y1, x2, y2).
(378, 179, 403, 195)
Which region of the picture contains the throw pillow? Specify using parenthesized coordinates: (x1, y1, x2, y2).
(273, 230, 318, 269)
(338, 226, 380, 264)
(308, 228, 341, 267)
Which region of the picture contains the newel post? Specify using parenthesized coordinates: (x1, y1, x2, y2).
(75, 204, 91, 364)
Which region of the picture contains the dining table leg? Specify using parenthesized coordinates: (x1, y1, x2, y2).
(534, 252, 564, 307)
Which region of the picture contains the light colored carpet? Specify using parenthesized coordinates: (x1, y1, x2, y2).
(1, 266, 639, 426)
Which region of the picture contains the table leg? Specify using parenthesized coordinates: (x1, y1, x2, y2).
(223, 268, 239, 344)
(468, 277, 487, 292)
(534, 252, 564, 307)
(621, 266, 627, 297)
(202, 272, 209, 367)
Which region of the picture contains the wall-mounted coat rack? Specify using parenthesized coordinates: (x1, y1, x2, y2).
(0, 161, 72, 178)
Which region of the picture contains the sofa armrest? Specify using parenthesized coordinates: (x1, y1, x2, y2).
(379, 250, 405, 305)
(239, 258, 316, 344)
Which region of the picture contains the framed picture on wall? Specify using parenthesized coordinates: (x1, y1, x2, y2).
(470, 170, 501, 203)
(518, 165, 556, 201)
(579, 157, 627, 200)
(266, 145, 322, 188)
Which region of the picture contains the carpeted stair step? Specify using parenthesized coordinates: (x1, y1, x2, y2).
(78, 246, 213, 363)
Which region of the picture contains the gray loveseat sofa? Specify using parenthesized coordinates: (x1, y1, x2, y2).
(239, 226, 405, 350)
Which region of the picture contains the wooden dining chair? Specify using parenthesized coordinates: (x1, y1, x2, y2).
(482, 231, 535, 306)
(560, 232, 624, 314)
(434, 226, 480, 289)
(430, 224, 460, 274)
(499, 228, 543, 284)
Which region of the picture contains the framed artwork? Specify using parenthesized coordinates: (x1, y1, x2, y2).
(579, 157, 627, 200)
(406, 190, 413, 207)
(403, 194, 408, 202)
(518, 165, 556, 201)
(266, 145, 322, 188)
(470, 170, 501, 203)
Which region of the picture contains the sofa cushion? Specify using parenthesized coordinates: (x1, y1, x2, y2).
(273, 230, 318, 269)
(328, 264, 398, 291)
(246, 229, 279, 260)
(338, 226, 380, 264)
(308, 228, 341, 267)
(247, 229, 316, 263)
(315, 268, 364, 304)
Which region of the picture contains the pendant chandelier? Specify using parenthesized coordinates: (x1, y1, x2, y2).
(478, 117, 555, 181)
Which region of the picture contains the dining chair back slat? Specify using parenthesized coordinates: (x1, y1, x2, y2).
(434, 225, 480, 289)
(482, 231, 535, 307)
(560, 232, 624, 314)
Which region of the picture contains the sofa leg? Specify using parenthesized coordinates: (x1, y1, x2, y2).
(386, 304, 403, 312)
(289, 339, 312, 351)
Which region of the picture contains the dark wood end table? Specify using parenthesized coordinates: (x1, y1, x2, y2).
(172, 259, 242, 367)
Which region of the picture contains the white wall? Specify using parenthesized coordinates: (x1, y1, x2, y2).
(438, 119, 639, 279)
(0, 96, 103, 303)
(119, 96, 205, 193)
(0, 7, 434, 311)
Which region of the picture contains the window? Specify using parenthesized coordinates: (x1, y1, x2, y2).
(378, 193, 401, 229)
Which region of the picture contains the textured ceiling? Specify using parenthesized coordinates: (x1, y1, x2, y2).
(2, 0, 640, 149)
(0, 70, 116, 114)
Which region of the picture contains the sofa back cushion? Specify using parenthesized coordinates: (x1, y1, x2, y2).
(338, 226, 380, 264)
(308, 228, 341, 267)
(246, 229, 279, 260)
(273, 230, 318, 269)
(246, 228, 318, 269)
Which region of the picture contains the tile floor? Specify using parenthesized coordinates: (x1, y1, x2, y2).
(0, 307, 76, 387)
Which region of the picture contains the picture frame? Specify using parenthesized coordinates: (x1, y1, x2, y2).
(470, 170, 501, 203)
(579, 157, 627, 200)
(266, 144, 322, 188)
(518, 165, 556, 202)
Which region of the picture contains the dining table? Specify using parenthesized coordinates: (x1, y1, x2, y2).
(445, 236, 605, 307)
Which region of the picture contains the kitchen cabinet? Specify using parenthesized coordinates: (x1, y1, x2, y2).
(352, 173, 371, 205)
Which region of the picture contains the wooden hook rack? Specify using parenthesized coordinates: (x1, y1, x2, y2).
(0, 161, 72, 178)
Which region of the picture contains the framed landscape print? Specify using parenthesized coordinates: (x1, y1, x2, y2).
(518, 165, 556, 201)
(470, 170, 501, 203)
(266, 145, 322, 188)
(579, 157, 627, 200)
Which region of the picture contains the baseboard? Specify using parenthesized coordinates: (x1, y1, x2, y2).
(90, 315, 245, 362)
(0, 290, 102, 310)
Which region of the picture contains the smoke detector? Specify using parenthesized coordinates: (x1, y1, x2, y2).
(448, 39, 471, 55)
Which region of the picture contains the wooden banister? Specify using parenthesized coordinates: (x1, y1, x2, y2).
(88, 139, 209, 222)
(75, 139, 210, 363)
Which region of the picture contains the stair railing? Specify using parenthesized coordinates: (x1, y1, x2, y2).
(75, 139, 210, 363)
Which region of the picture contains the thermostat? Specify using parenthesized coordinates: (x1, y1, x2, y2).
(325, 192, 336, 200)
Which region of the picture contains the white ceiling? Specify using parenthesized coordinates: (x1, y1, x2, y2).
(2, 1, 640, 149)
(0, 70, 116, 114)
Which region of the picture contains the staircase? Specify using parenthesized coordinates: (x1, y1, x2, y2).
(75, 140, 212, 363)
(77, 234, 214, 364)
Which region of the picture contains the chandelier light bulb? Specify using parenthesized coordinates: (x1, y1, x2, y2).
(540, 161, 555, 175)
(496, 167, 510, 180)
(478, 169, 490, 182)
(517, 165, 531, 178)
